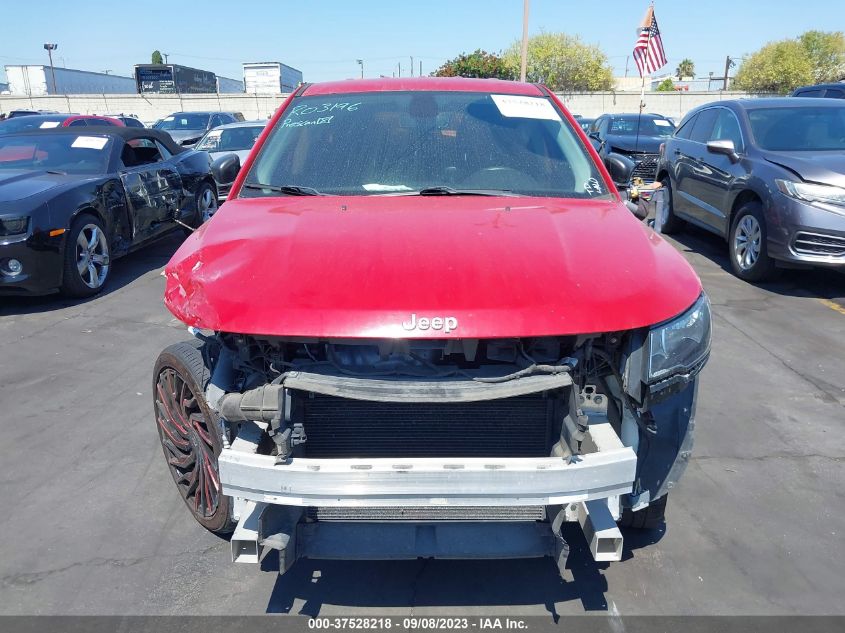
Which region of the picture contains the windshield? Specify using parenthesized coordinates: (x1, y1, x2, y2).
(0, 116, 68, 134)
(609, 117, 675, 137)
(0, 134, 112, 174)
(243, 91, 610, 198)
(196, 125, 263, 152)
(154, 114, 210, 131)
(748, 106, 845, 151)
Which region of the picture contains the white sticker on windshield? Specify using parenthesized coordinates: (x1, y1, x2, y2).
(163, 116, 175, 121)
(654, 120, 673, 127)
(491, 95, 560, 121)
(362, 183, 414, 192)
(39, 121, 61, 128)
(71, 136, 109, 150)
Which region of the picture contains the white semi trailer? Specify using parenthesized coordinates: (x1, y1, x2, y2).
(243, 62, 303, 94)
(4, 65, 135, 96)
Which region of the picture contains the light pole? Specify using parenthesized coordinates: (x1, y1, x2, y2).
(163, 52, 169, 64)
(520, 0, 530, 82)
(43, 43, 58, 94)
(356, 59, 364, 79)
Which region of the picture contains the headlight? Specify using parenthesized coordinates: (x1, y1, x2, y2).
(646, 293, 711, 383)
(0, 216, 29, 237)
(775, 179, 845, 212)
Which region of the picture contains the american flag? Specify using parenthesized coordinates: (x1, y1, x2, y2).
(633, 6, 667, 77)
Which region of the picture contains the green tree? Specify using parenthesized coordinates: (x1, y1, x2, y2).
(676, 58, 695, 79)
(798, 30, 845, 83)
(432, 49, 511, 79)
(151, 50, 163, 65)
(656, 78, 676, 91)
(733, 40, 813, 94)
(502, 32, 613, 91)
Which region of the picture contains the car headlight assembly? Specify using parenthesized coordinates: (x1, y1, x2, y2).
(623, 293, 711, 406)
(647, 293, 711, 385)
(0, 216, 29, 238)
(775, 179, 845, 213)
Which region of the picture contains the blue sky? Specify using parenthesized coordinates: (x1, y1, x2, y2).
(1, 0, 842, 85)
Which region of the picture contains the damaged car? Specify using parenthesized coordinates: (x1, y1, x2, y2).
(153, 78, 710, 576)
(0, 128, 218, 296)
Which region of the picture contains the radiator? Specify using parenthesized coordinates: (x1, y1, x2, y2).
(299, 392, 555, 458)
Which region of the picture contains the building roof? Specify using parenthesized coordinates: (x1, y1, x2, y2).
(302, 77, 545, 97)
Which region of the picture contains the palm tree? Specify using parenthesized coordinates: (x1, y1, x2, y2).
(676, 58, 695, 79)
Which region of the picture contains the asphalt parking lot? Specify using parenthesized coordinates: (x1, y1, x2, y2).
(0, 226, 843, 617)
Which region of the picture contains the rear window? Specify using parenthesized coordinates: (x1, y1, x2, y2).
(196, 125, 263, 152)
(608, 117, 675, 137)
(155, 114, 210, 131)
(748, 106, 845, 151)
(0, 134, 112, 174)
(0, 116, 68, 133)
(243, 91, 610, 199)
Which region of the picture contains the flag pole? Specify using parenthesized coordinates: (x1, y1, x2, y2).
(636, 2, 655, 153)
(639, 2, 655, 115)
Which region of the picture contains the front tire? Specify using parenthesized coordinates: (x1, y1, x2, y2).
(729, 202, 777, 282)
(195, 182, 218, 225)
(658, 177, 684, 234)
(60, 213, 111, 297)
(153, 340, 235, 534)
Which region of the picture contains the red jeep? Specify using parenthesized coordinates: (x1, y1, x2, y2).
(153, 78, 710, 575)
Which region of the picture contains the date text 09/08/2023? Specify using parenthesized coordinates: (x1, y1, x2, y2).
(308, 617, 529, 630)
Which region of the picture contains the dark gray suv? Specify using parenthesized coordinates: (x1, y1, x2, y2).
(655, 98, 845, 281)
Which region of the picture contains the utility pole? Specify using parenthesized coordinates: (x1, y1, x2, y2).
(410, 56, 414, 77)
(624, 55, 630, 78)
(723, 55, 733, 90)
(419, 60, 422, 77)
(356, 59, 364, 79)
(43, 43, 58, 94)
(520, 0, 530, 82)
(398, 62, 402, 78)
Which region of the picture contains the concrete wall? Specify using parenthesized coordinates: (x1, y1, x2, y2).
(0, 93, 288, 124)
(0, 90, 767, 125)
(554, 91, 765, 119)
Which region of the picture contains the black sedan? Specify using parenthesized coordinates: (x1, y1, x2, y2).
(655, 98, 845, 281)
(0, 128, 219, 296)
(588, 113, 676, 186)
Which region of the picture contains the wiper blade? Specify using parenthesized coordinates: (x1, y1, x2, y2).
(242, 183, 324, 196)
(416, 186, 518, 197)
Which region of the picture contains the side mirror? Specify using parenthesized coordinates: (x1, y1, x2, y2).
(706, 139, 739, 162)
(604, 152, 636, 188)
(211, 153, 241, 185)
(588, 130, 601, 141)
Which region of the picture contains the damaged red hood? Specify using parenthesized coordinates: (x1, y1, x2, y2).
(164, 196, 701, 338)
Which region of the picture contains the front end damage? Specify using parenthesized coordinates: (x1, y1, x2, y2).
(162, 299, 707, 576)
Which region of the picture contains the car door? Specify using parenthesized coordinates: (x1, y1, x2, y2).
(590, 116, 608, 155)
(693, 107, 748, 233)
(672, 108, 717, 225)
(118, 137, 184, 243)
(666, 112, 699, 217)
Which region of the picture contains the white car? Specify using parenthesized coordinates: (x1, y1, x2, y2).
(195, 120, 266, 199)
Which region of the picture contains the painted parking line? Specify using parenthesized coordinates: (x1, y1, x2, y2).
(819, 298, 845, 317)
